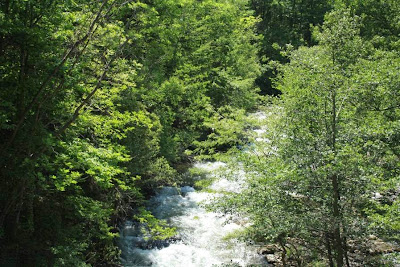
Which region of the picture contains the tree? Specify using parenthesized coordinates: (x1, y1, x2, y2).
(212, 8, 400, 265)
(249, 0, 333, 95)
(0, 0, 262, 264)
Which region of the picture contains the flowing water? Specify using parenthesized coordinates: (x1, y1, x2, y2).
(119, 113, 269, 267)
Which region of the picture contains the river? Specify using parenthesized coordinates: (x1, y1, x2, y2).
(119, 113, 268, 267)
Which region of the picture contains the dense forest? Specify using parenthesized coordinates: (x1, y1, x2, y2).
(0, 0, 399, 266)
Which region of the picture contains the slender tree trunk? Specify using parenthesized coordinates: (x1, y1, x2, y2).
(17, 47, 26, 120)
(332, 174, 344, 267)
(13, 185, 25, 240)
(331, 89, 344, 266)
(326, 232, 334, 267)
(343, 236, 351, 267)
(279, 240, 287, 267)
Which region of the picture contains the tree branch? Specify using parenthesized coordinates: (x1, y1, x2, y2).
(2, 0, 109, 153)
(55, 40, 128, 137)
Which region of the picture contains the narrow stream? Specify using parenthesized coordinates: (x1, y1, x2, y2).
(119, 113, 268, 267)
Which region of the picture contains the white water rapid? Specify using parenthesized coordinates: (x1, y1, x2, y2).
(119, 162, 267, 266)
(119, 113, 269, 267)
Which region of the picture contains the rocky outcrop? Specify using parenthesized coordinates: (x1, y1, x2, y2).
(258, 244, 285, 266)
(366, 236, 400, 255)
(258, 236, 400, 266)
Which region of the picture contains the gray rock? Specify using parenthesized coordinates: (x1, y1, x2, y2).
(266, 254, 279, 263)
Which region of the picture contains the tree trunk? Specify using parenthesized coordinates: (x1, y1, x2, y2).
(343, 236, 350, 267)
(326, 232, 334, 267)
(330, 90, 344, 266)
(332, 174, 344, 267)
(279, 240, 287, 267)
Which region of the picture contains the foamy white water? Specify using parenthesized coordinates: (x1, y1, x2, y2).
(119, 162, 267, 267)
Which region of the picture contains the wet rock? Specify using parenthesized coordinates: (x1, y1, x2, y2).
(181, 186, 195, 195)
(368, 239, 400, 255)
(259, 244, 279, 255)
(265, 254, 279, 263)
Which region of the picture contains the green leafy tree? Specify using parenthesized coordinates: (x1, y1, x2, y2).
(0, 0, 262, 264)
(249, 0, 333, 95)
(212, 8, 400, 266)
